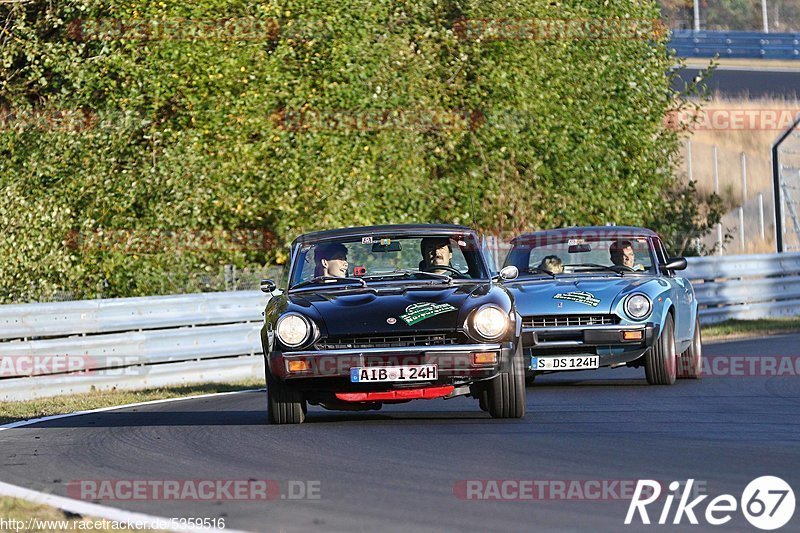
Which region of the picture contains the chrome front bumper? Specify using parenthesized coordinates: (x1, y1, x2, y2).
(268, 343, 508, 380)
(522, 323, 658, 350)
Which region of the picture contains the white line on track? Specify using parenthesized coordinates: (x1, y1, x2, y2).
(0, 389, 263, 532)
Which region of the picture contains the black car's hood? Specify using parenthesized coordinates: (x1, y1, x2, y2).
(288, 283, 494, 336)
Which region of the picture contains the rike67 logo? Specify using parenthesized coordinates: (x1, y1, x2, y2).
(626, 477, 795, 530)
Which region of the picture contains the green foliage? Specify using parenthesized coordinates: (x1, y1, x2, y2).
(1, 1, 696, 302)
(647, 180, 729, 256)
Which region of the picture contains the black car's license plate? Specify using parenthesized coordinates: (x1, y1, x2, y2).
(350, 365, 438, 382)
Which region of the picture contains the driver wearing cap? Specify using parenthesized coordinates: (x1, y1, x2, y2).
(420, 237, 453, 275)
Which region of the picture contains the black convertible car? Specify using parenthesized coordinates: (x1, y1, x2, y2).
(260, 224, 525, 423)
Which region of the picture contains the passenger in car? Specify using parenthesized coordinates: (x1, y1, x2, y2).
(538, 255, 564, 274)
(314, 243, 349, 278)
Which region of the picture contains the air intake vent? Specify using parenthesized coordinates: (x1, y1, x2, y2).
(523, 315, 619, 328)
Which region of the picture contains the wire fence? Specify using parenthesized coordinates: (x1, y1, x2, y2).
(660, 1, 800, 33)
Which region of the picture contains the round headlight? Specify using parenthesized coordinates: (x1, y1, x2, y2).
(472, 305, 508, 340)
(625, 294, 652, 320)
(276, 313, 311, 348)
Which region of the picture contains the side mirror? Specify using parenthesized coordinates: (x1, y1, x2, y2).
(499, 265, 519, 281)
(661, 257, 687, 271)
(260, 279, 277, 294)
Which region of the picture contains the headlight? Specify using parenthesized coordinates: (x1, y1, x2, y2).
(471, 305, 509, 340)
(276, 313, 312, 348)
(625, 294, 652, 320)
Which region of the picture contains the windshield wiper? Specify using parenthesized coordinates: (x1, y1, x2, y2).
(364, 269, 452, 282)
(524, 267, 557, 279)
(570, 263, 624, 277)
(291, 276, 368, 290)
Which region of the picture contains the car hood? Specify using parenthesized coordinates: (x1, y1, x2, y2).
(288, 283, 493, 336)
(506, 276, 651, 316)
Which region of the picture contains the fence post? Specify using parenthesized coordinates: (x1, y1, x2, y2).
(713, 145, 719, 194)
(741, 152, 747, 202)
(739, 207, 745, 252)
(716, 223, 723, 255)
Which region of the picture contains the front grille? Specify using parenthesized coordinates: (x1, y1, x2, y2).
(315, 333, 463, 350)
(523, 314, 619, 328)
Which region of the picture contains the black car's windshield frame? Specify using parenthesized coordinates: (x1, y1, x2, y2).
(288, 234, 491, 289)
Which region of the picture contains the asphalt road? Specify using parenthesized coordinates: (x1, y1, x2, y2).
(672, 67, 800, 99)
(1, 333, 799, 532)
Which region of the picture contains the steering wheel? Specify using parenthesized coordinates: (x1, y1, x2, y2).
(422, 265, 465, 277)
(611, 265, 635, 273)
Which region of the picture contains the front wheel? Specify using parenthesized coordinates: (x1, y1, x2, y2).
(267, 370, 307, 424)
(644, 313, 677, 385)
(485, 343, 526, 418)
(678, 316, 702, 379)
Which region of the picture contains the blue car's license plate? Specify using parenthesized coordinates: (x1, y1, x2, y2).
(531, 356, 599, 371)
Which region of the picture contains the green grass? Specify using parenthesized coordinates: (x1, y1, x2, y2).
(702, 318, 800, 340)
(0, 379, 263, 425)
(0, 496, 152, 532)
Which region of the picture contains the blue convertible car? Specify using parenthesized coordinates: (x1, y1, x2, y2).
(502, 226, 702, 385)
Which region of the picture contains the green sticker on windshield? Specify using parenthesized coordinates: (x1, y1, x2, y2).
(553, 291, 600, 307)
(399, 302, 457, 326)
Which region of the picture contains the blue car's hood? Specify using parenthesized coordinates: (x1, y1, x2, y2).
(506, 276, 650, 316)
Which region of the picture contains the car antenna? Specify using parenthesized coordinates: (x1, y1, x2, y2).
(469, 184, 478, 231)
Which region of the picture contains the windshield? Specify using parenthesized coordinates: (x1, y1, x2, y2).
(289, 233, 490, 288)
(504, 234, 655, 277)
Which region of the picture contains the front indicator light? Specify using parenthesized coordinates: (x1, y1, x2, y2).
(287, 360, 310, 372)
(623, 331, 643, 341)
(473, 352, 498, 365)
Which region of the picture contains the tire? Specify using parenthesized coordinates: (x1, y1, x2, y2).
(267, 370, 307, 424)
(485, 343, 526, 418)
(477, 389, 489, 412)
(644, 313, 677, 385)
(677, 316, 702, 379)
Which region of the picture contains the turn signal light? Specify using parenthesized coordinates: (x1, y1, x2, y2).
(623, 331, 643, 341)
(287, 360, 310, 372)
(473, 352, 498, 365)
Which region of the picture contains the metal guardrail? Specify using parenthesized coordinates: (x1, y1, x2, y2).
(0, 291, 269, 400)
(2, 253, 800, 400)
(0, 291, 265, 340)
(686, 253, 800, 323)
(670, 30, 800, 59)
